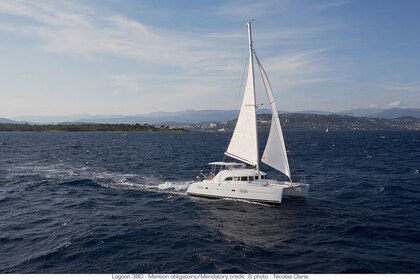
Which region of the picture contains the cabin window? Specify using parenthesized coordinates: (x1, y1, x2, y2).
(260, 175, 267, 179)
(233, 177, 239, 181)
(241, 176, 248, 181)
(249, 176, 254, 181)
(225, 177, 232, 181)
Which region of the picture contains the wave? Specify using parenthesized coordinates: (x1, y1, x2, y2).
(59, 179, 103, 188)
(1, 239, 72, 273)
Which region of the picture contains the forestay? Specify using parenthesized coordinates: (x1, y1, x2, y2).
(255, 55, 291, 180)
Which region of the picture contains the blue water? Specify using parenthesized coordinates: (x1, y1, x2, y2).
(0, 131, 419, 273)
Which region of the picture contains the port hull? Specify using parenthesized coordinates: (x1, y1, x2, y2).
(187, 182, 284, 204)
(187, 181, 309, 204)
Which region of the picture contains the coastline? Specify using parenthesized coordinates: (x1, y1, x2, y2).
(0, 123, 188, 133)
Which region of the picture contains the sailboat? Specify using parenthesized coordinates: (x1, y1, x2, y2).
(187, 21, 309, 204)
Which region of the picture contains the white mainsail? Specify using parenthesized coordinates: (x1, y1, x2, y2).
(255, 55, 291, 180)
(225, 22, 259, 167)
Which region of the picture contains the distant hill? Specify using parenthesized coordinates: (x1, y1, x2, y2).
(337, 107, 420, 119)
(368, 108, 420, 119)
(338, 108, 384, 117)
(57, 122, 97, 125)
(77, 109, 282, 124)
(0, 118, 17, 123)
(185, 113, 420, 131)
(12, 114, 93, 124)
(12, 110, 242, 124)
(3, 113, 419, 131)
(8, 107, 420, 125)
(13, 110, 270, 125)
(0, 123, 186, 132)
(298, 110, 333, 115)
(0, 118, 30, 124)
(88, 110, 244, 124)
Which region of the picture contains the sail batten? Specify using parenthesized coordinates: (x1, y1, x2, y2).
(255, 55, 291, 180)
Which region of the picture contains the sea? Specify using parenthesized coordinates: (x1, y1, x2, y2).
(0, 130, 419, 273)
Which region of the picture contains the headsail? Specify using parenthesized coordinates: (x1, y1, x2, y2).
(225, 22, 259, 167)
(255, 54, 291, 180)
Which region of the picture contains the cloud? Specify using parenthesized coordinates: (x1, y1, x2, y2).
(387, 101, 401, 107)
(380, 81, 420, 93)
(313, 1, 351, 12)
(105, 15, 152, 37)
(110, 74, 141, 93)
(0, 1, 329, 75)
(0, 0, 91, 27)
(0, 0, 337, 113)
(210, 0, 285, 18)
(369, 104, 379, 108)
(254, 49, 334, 88)
(263, 49, 327, 73)
(0, 1, 212, 67)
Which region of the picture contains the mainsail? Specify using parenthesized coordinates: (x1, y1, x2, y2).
(225, 22, 259, 167)
(255, 55, 291, 180)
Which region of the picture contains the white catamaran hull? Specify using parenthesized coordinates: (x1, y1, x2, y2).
(187, 181, 284, 204)
(282, 183, 310, 199)
(187, 180, 309, 204)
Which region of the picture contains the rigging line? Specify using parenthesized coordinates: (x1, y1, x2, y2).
(253, 52, 265, 112)
(254, 52, 268, 110)
(222, 56, 249, 163)
(235, 56, 249, 112)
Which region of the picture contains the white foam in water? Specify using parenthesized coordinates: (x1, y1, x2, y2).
(91, 170, 193, 194)
(6, 161, 195, 197)
(156, 181, 191, 191)
(221, 197, 275, 207)
(89, 170, 193, 196)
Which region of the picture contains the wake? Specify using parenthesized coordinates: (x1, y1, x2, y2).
(6, 161, 193, 196)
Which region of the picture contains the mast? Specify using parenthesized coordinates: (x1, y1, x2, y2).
(224, 21, 259, 168)
(247, 21, 259, 172)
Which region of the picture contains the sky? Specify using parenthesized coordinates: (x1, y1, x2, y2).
(0, 0, 419, 118)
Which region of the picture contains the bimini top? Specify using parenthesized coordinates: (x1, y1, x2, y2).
(208, 162, 246, 167)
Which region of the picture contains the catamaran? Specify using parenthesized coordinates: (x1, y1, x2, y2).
(187, 21, 309, 204)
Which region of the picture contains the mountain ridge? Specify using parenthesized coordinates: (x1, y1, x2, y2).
(4, 107, 419, 125)
(2, 113, 419, 131)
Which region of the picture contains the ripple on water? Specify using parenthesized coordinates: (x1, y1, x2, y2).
(0, 131, 419, 273)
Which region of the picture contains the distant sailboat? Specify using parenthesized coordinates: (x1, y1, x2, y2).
(326, 127, 329, 133)
(187, 21, 309, 204)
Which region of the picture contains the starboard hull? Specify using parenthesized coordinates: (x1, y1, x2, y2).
(282, 183, 310, 199)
